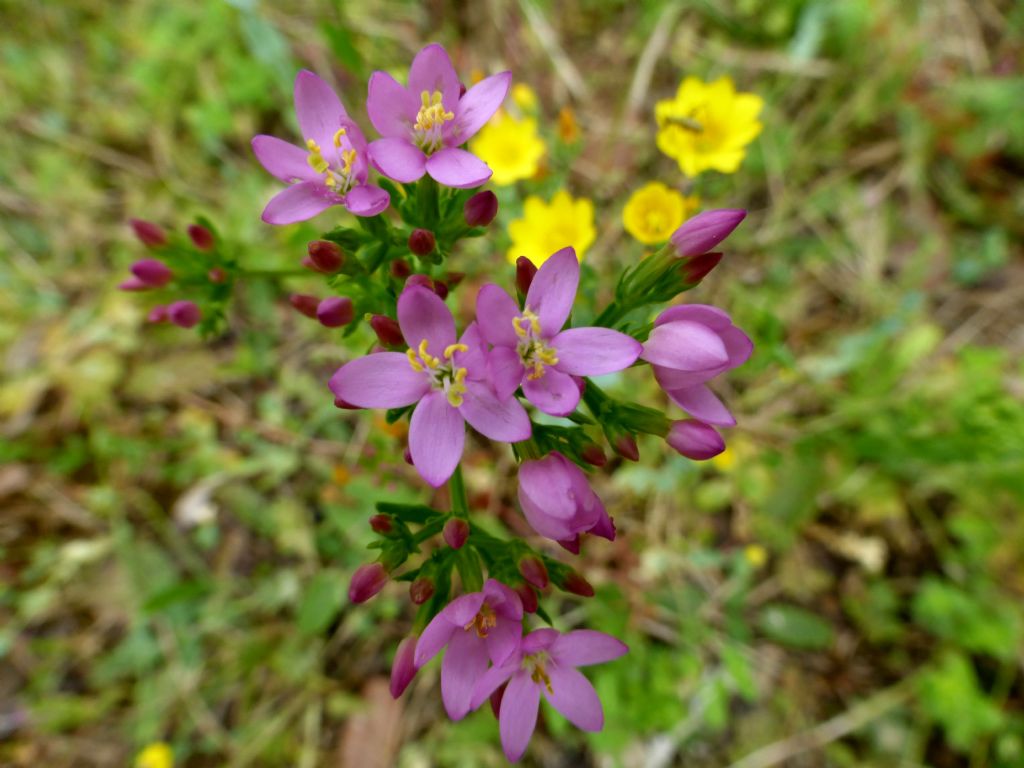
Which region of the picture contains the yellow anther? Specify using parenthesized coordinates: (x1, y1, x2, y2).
(341, 149, 356, 174)
(414, 90, 455, 133)
(537, 347, 559, 366)
(444, 343, 468, 358)
(332, 127, 347, 147)
(454, 367, 468, 383)
(513, 317, 529, 338)
(528, 657, 554, 694)
(306, 138, 320, 151)
(417, 339, 439, 368)
(406, 348, 424, 372)
(464, 604, 497, 638)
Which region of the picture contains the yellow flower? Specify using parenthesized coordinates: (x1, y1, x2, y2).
(136, 743, 173, 768)
(744, 544, 768, 569)
(511, 83, 538, 112)
(655, 76, 763, 177)
(470, 112, 546, 186)
(622, 182, 699, 244)
(507, 190, 595, 266)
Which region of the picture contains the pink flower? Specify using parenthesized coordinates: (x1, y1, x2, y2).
(414, 579, 524, 720)
(476, 248, 643, 417)
(329, 285, 531, 486)
(641, 304, 752, 426)
(167, 300, 201, 329)
(366, 43, 511, 188)
(252, 71, 390, 224)
(670, 209, 746, 257)
(470, 628, 628, 762)
(518, 452, 614, 548)
(390, 636, 419, 698)
(667, 419, 725, 460)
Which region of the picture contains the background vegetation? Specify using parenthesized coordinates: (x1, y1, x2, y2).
(2, 1, 1023, 766)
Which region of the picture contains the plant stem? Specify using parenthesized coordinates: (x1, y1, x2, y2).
(449, 465, 469, 518)
(237, 268, 309, 278)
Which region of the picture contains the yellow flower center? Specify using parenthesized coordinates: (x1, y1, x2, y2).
(305, 128, 357, 195)
(464, 603, 497, 638)
(513, 307, 559, 380)
(524, 652, 554, 694)
(406, 339, 469, 406)
(413, 90, 455, 154)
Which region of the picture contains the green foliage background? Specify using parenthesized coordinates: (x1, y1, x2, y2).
(1, 1, 1023, 766)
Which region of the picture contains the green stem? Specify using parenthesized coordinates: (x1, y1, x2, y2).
(449, 465, 469, 518)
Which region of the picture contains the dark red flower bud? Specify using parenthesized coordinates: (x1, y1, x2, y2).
(147, 305, 168, 323)
(459, 82, 468, 99)
(119, 277, 149, 292)
(369, 514, 393, 534)
(405, 274, 433, 290)
(614, 434, 640, 462)
(390, 259, 411, 279)
(410, 576, 435, 605)
(445, 271, 466, 288)
(558, 536, 581, 555)
(289, 293, 320, 319)
(408, 228, 436, 256)
(187, 223, 214, 251)
(580, 443, 607, 467)
(680, 252, 723, 286)
(464, 190, 498, 227)
(348, 562, 388, 603)
(563, 570, 595, 598)
(432, 279, 449, 300)
(317, 296, 354, 328)
(308, 240, 344, 273)
(334, 396, 359, 410)
(207, 267, 227, 283)
(301, 256, 321, 273)
(370, 315, 405, 347)
(168, 300, 201, 329)
(518, 555, 549, 589)
(514, 583, 538, 614)
(515, 256, 538, 295)
(131, 258, 173, 287)
(129, 218, 167, 248)
(443, 518, 469, 550)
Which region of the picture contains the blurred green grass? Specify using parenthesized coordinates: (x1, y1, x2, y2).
(2, 1, 1024, 766)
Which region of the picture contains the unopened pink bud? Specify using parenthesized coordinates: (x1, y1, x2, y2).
(348, 562, 388, 604)
(563, 570, 595, 598)
(131, 259, 173, 287)
(409, 576, 435, 605)
(168, 300, 201, 329)
(390, 636, 419, 699)
(317, 296, 354, 328)
(670, 209, 746, 257)
(443, 518, 469, 550)
(667, 420, 725, 460)
(390, 259, 411, 279)
(432, 279, 449, 300)
(518, 555, 549, 589)
(119, 277, 149, 292)
(680, 251, 723, 285)
(464, 191, 498, 227)
(187, 223, 214, 251)
(370, 315, 405, 347)
(515, 256, 537, 295)
(129, 218, 167, 248)
(580, 443, 606, 467)
(147, 305, 168, 323)
(613, 434, 640, 462)
(408, 229, 436, 256)
(308, 240, 344, 272)
(289, 294, 320, 319)
(207, 267, 227, 283)
(405, 274, 433, 290)
(513, 583, 538, 614)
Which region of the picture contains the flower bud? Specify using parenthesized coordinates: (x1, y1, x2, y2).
(129, 218, 167, 248)
(670, 209, 746, 257)
(390, 636, 419, 699)
(563, 570, 595, 598)
(207, 267, 227, 283)
(334, 396, 359, 410)
(517, 555, 549, 589)
(432, 279, 449, 300)
(403, 446, 414, 465)
(119, 277, 149, 292)
(613, 434, 640, 462)
(405, 274, 433, 290)
(147, 305, 168, 323)
(558, 536, 581, 555)
(187, 223, 215, 251)
(515, 256, 538, 295)
(289, 293, 320, 319)
(513, 583, 538, 614)
(369, 514, 393, 534)
(443, 518, 469, 550)
(308, 240, 344, 273)
(445, 271, 465, 288)
(390, 259, 411, 279)
(408, 228, 436, 256)
(409, 576, 435, 605)
(370, 314, 405, 347)
(301, 256, 321, 273)
(168, 300, 201, 329)
(317, 296, 354, 328)
(679, 251, 722, 286)
(580, 443, 606, 467)
(667, 420, 725, 460)
(464, 190, 498, 227)
(348, 562, 388, 603)
(131, 259, 173, 287)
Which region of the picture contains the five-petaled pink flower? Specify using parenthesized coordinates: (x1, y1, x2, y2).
(252, 70, 390, 224)
(329, 285, 531, 487)
(641, 304, 752, 426)
(477, 248, 643, 417)
(518, 451, 614, 550)
(470, 627, 628, 762)
(415, 579, 523, 720)
(366, 43, 511, 189)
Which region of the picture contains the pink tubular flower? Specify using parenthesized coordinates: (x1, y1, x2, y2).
(470, 628, 628, 762)
(366, 43, 511, 188)
(414, 579, 524, 720)
(671, 209, 746, 257)
(168, 300, 201, 329)
(641, 304, 752, 426)
(667, 419, 725, 460)
(477, 248, 643, 417)
(329, 285, 531, 487)
(390, 636, 419, 698)
(252, 71, 390, 224)
(518, 452, 614, 548)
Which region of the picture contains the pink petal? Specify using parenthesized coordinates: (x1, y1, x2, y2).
(293, 70, 348, 146)
(261, 181, 337, 225)
(343, 184, 390, 217)
(441, 628, 490, 720)
(666, 383, 736, 426)
(470, 658, 520, 711)
(653, 362, 722, 390)
(524, 247, 579, 337)
(551, 630, 628, 667)
(654, 303, 732, 330)
(484, 578, 525, 621)
(366, 71, 417, 137)
(518, 455, 580, 540)
(722, 326, 754, 368)
(544, 666, 603, 731)
(487, 346, 525, 401)
(328, 352, 430, 408)
(485, 616, 522, 666)
(459, 381, 532, 442)
(522, 368, 580, 417)
(369, 137, 427, 183)
(552, 327, 642, 376)
(409, 391, 465, 487)
(251, 135, 316, 183)
(408, 43, 461, 114)
(667, 419, 725, 460)
(414, 611, 458, 667)
(522, 628, 559, 655)
(641, 321, 729, 371)
(500, 672, 541, 762)
(476, 283, 521, 347)
(441, 591, 488, 626)
(452, 72, 512, 143)
(453, 322, 487, 375)
(671, 209, 746, 257)
(425, 147, 492, 188)
(397, 285, 456, 354)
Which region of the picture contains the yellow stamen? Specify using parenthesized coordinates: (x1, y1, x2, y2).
(418, 339, 439, 369)
(444, 343, 468, 358)
(406, 348, 424, 372)
(332, 127, 347, 147)
(464, 604, 497, 638)
(527, 656, 554, 694)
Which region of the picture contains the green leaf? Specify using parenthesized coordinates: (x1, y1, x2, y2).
(757, 604, 834, 650)
(296, 569, 346, 636)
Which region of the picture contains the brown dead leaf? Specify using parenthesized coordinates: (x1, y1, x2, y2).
(336, 677, 404, 768)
